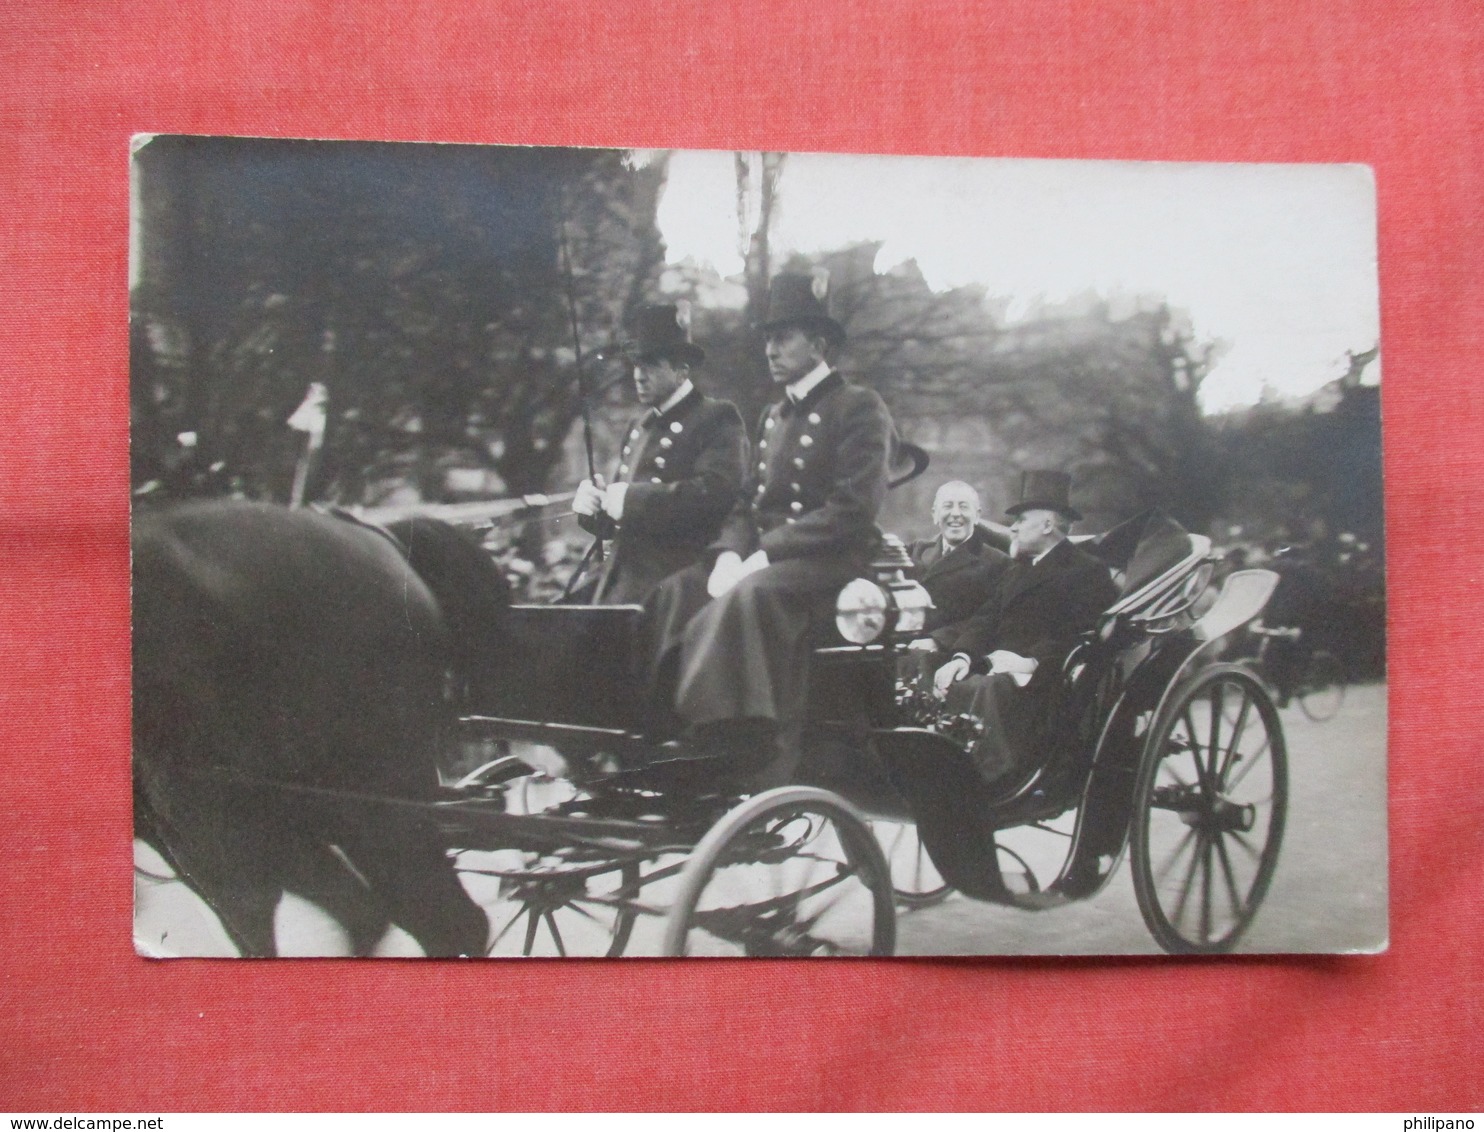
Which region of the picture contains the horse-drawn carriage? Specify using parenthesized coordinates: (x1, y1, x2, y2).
(133, 502, 1288, 958)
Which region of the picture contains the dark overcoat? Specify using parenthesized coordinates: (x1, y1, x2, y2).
(666, 371, 895, 734)
(578, 386, 747, 605)
(906, 529, 1013, 651)
(943, 537, 1119, 784)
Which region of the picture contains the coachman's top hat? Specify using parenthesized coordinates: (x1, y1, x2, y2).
(624, 303, 705, 367)
(757, 270, 846, 348)
(1004, 470, 1083, 522)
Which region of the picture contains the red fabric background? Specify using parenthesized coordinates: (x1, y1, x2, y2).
(1, 0, 1479, 1112)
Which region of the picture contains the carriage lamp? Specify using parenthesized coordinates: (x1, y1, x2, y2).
(886, 578, 932, 636)
(835, 578, 890, 644)
(834, 576, 932, 643)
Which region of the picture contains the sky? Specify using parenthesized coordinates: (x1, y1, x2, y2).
(651, 150, 1380, 413)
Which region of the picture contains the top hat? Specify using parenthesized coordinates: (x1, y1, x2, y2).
(624, 303, 705, 367)
(757, 270, 845, 348)
(1004, 470, 1083, 522)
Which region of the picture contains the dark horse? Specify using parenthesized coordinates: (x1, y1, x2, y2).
(133, 501, 510, 957)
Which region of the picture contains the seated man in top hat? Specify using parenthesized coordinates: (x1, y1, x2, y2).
(644, 271, 896, 782)
(572, 303, 748, 605)
(930, 470, 1118, 790)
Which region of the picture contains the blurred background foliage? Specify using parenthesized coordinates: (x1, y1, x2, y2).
(131, 139, 1383, 675)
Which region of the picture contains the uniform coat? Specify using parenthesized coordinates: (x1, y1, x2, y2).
(578, 386, 747, 605)
(944, 536, 1118, 785)
(906, 529, 1013, 650)
(663, 371, 895, 741)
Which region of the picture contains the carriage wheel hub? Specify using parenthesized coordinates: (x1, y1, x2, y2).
(1153, 785, 1255, 833)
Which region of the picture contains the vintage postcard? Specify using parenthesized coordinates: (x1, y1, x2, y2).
(131, 138, 1384, 957)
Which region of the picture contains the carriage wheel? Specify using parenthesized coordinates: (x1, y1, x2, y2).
(870, 820, 951, 909)
(1131, 666, 1287, 954)
(1297, 650, 1346, 722)
(661, 787, 896, 957)
(459, 851, 640, 958)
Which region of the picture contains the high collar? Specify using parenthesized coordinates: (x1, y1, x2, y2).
(779, 368, 843, 417)
(646, 381, 700, 427)
(655, 378, 694, 416)
(784, 360, 833, 403)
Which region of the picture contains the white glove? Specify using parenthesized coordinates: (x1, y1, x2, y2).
(988, 649, 1038, 688)
(907, 638, 938, 652)
(707, 551, 745, 597)
(708, 549, 770, 597)
(933, 655, 971, 699)
(572, 475, 605, 517)
(739, 549, 769, 578)
(602, 482, 628, 521)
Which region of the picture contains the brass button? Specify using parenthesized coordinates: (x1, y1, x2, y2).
(670, 421, 683, 434)
(650, 476, 662, 484)
(807, 412, 821, 425)
(764, 417, 775, 430)
(793, 457, 805, 469)
(799, 435, 813, 448)
(654, 457, 666, 469)
(790, 501, 803, 513)
(790, 482, 801, 492)
(659, 437, 673, 449)
(619, 465, 629, 475)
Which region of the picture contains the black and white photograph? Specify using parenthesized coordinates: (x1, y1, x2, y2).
(130, 137, 1385, 958)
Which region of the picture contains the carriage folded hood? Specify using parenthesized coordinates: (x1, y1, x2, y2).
(1088, 509, 1196, 598)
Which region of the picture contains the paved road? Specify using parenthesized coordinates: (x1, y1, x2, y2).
(134, 682, 1388, 958)
(894, 681, 1389, 955)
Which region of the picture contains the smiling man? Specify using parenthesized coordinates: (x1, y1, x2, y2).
(905, 480, 1011, 653)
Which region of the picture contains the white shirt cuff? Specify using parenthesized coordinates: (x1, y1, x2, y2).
(603, 482, 628, 521)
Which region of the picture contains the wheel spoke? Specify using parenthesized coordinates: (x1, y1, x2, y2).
(793, 887, 855, 939)
(1180, 708, 1209, 792)
(543, 911, 568, 958)
(1170, 830, 1206, 930)
(1152, 826, 1197, 887)
(1214, 834, 1246, 922)
(1217, 690, 1254, 786)
(521, 908, 540, 955)
(1229, 829, 1263, 863)
(1225, 736, 1272, 793)
(636, 858, 686, 888)
(1161, 764, 1194, 790)
(559, 900, 609, 928)
(488, 904, 529, 951)
(1207, 683, 1225, 782)
(1199, 835, 1214, 943)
